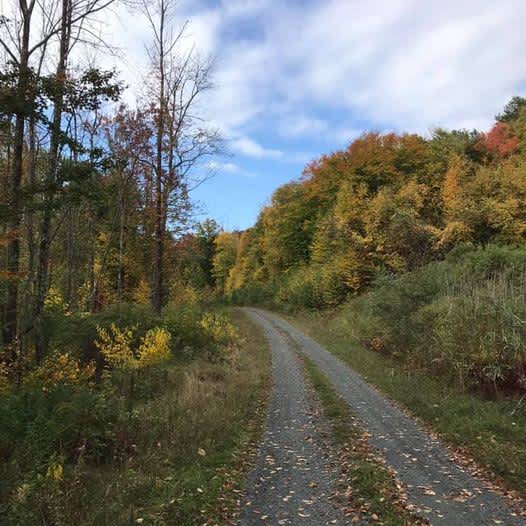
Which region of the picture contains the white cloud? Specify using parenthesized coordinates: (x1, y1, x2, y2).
(230, 136, 283, 160)
(332, 127, 364, 146)
(278, 115, 328, 138)
(206, 160, 256, 178)
(274, 0, 526, 132)
(106, 0, 526, 146)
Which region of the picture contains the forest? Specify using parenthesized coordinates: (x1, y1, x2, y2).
(1, 0, 526, 523)
(214, 97, 526, 396)
(0, 1, 254, 523)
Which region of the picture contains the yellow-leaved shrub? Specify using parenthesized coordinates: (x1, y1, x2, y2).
(24, 351, 94, 391)
(137, 327, 171, 366)
(95, 323, 172, 369)
(0, 362, 10, 393)
(199, 312, 238, 347)
(95, 323, 136, 369)
(44, 287, 70, 314)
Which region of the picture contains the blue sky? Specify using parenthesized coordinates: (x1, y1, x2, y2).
(108, 0, 526, 230)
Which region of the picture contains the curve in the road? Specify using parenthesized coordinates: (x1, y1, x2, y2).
(246, 308, 524, 526)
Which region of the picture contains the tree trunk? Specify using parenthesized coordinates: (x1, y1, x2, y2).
(3, 6, 32, 350)
(34, 0, 71, 362)
(152, 1, 166, 315)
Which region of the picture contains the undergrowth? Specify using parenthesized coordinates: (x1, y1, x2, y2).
(0, 307, 271, 525)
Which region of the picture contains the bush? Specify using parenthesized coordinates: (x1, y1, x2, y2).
(277, 263, 351, 310)
(340, 244, 526, 395)
(228, 282, 277, 307)
(0, 383, 122, 474)
(0, 302, 244, 523)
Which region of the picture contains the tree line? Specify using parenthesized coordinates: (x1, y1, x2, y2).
(213, 97, 526, 309)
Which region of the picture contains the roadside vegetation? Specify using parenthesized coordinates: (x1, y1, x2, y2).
(329, 244, 526, 397)
(0, 2, 275, 521)
(292, 293, 526, 497)
(0, 306, 270, 525)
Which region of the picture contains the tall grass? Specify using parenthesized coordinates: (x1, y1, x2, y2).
(337, 245, 526, 396)
(288, 245, 526, 495)
(292, 308, 526, 495)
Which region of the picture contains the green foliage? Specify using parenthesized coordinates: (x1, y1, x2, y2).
(277, 262, 350, 309)
(260, 182, 316, 277)
(0, 304, 255, 524)
(228, 281, 277, 307)
(293, 306, 526, 495)
(496, 96, 526, 123)
(338, 245, 526, 394)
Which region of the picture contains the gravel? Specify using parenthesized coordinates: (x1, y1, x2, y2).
(248, 308, 524, 526)
(240, 309, 353, 525)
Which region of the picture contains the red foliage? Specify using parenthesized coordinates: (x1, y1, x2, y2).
(477, 122, 518, 161)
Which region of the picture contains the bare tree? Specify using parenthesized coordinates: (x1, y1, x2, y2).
(141, 0, 221, 313)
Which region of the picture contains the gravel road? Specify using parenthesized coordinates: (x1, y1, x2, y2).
(240, 309, 352, 525)
(243, 307, 524, 526)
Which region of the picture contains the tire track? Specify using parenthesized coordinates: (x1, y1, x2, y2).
(240, 309, 352, 525)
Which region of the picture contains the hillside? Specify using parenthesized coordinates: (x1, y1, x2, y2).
(213, 98, 526, 397)
(1, 0, 525, 520)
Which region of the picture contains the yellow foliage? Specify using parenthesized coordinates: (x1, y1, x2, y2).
(225, 230, 250, 292)
(396, 180, 429, 213)
(213, 232, 240, 293)
(46, 461, 64, 481)
(200, 312, 238, 346)
(0, 362, 10, 393)
(95, 323, 136, 369)
(442, 155, 471, 219)
(333, 181, 369, 232)
(132, 279, 151, 305)
(137, 327, 171, 366)
(169, 280, 203, 307)
(438, 221, 473, 248)
(24, 351, 94, 391)
(95, 323, 171, 369)
(44, 287, 69, 314)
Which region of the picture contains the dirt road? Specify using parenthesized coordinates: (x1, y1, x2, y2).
(241, 308, 524, 526)
(240, 309, 351, 525)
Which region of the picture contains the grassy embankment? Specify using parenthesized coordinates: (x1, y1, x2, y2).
(0, 307, 271, 526)
(288, 246, 526, 498)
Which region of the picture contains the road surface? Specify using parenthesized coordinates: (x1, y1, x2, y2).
(240, 308, 524, 526)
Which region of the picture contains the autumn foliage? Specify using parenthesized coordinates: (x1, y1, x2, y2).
(217, 99, 526, 310)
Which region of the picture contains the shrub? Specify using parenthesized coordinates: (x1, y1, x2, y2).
(228, 282, 277, 307)
(23, 351, 95, 391)
(95, 323, 137, 369)
(137, 327, 171, 366)
(199, 312, 239, 360)
(340, 245, 526, 395)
